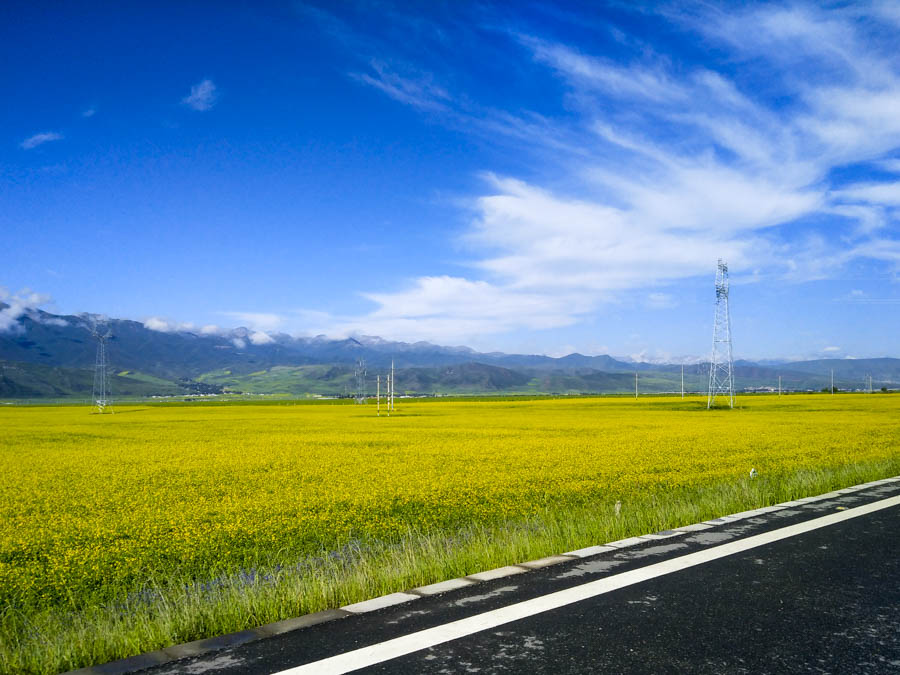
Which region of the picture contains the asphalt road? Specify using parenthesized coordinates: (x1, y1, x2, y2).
(141, 481, 900, 675)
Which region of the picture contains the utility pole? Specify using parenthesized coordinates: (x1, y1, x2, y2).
(778, 375, 782, 396)
(390, 360, 395, 412)
(377, 375, 380, 416)
(681, 364, 684, 399)
(831, 369, 834, 395)
(635, 372, 638, 399)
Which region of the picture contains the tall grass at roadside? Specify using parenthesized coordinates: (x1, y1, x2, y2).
(1, 395, 898, 673)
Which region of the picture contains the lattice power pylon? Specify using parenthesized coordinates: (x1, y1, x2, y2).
(707, 259, 735, 409)
(355, 358, 367, 404)
(91, 325, 113, 413)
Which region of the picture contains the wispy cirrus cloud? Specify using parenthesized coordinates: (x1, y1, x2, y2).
(20, 132, 63, 149)
(524, 37, 690, 104)
(833, 181, 900, 207)
(350, 61, 450, 111)
(292, 3, 900, 346)
(182, 79, 218, 111)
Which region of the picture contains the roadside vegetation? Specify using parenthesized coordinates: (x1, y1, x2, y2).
(1, 394, 898, 673)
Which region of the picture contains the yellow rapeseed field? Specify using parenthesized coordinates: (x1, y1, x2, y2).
(0, 394, 898, 672)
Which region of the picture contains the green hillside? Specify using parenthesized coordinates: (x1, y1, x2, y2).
(0, 361, 197, 399)
(195, 362, 875, 397)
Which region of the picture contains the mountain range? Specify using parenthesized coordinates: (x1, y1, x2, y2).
(1, 304, 897, 399)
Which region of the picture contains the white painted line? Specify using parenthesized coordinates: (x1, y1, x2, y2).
(564, 544, 616, 558)
(341, 593, 419, 614)
(274, 494, 900, 675)
(412, 578, 474, 596)
(465, 565, 528, 582)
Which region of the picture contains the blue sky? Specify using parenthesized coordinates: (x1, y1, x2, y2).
(2, 1, 899, 361)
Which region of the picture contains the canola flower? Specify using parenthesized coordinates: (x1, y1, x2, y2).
(0, 394, 898, 673)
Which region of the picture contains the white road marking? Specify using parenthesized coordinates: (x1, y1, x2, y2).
(274, 494, 900, 675)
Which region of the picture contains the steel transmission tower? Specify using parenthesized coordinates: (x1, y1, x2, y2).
(707, 259, 735, 409)
(91, 325, 113, 413)
(355, 358, 367, 404)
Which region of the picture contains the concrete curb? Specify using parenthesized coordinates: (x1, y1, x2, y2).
(66, 475, 900, 675)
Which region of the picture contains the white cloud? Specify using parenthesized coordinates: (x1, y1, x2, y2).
(0, 287, 61, 332)
(200, 324, 221, 335)
(878, 159, 900, 173)
(143, 317, 196, 333)
(143, 317, 171, 332)
(20, 132, 63, 149)
(844, 238, 900, 264)
(219, 311, 283, 332)
(646, 293, 677, 309)
(833, 181, 900, 206)
(311, 275, 587, 343)
(823, 346, 841, 352)
(466, 175, 758, 295)
(350, 61, 450, 111)
(199, 4, 900, 350)
(231, 338, 247, 349)
(325, 4, 900, 344)
(248, 331, 274, 345)
(182, 79, 218, 111)
(81, 107, 96, 118)
(524, 37, 690, 104)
